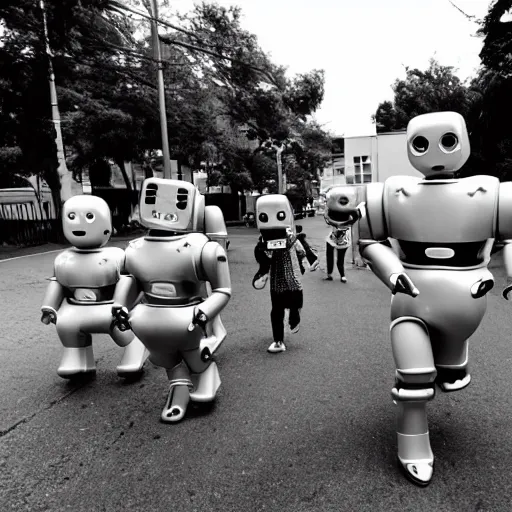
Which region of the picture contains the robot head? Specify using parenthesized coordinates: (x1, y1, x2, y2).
(62, 195, 112, 249)
(406, 111, 470, 178)
(324, 186, 360, 228)
(255, 194, 295, 249)
(139, 178, 204, 233)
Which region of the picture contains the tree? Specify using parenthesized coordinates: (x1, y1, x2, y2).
(479, 0, 512, 77)
(373, 59, 476, 133)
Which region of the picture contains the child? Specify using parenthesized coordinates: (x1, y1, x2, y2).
(324, 225, 351, 282)
(254, 230, 306, 353)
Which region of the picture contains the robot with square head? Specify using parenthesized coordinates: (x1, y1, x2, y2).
(252, 194, 297, 289)
(357, 111, 512, 486)
(111, 178, 231, 424)
(41, 195, 149, 379)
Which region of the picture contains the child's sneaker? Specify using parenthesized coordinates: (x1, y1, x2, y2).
(323, 275, 333, 281)
(289, 321, 300, 334)
(309, 259, 319, 271)
(268, 341, 286, 353)
(340, 276, 347, 283)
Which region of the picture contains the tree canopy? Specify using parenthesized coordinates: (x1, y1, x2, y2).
(0, 0, 331, 197)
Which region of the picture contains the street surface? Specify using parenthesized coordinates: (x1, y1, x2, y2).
(2, 214, 512, 511)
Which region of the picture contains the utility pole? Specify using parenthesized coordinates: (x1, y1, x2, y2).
(273, 142, 286, 194)
(40, 0, 72, 203)
(149, 0, 171, 179)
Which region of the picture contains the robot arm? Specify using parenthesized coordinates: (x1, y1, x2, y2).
(359, 183, 419, 297)
(497, 182, 512, 299)
(41, 274, 65, 324)
(190, 241, 231, 330)
(113, 254, 140, 308)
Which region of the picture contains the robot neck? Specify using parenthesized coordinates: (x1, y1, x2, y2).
(424, 171, 459, 181)
(147, 229, 184, 238)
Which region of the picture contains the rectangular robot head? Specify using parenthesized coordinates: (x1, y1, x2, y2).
(256, 194, 295, 250)
(139, 178, 205, 232)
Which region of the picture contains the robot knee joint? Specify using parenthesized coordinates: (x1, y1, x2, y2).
(392, 378, 436, 402)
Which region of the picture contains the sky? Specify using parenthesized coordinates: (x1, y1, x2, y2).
(169, 0, 492, 137)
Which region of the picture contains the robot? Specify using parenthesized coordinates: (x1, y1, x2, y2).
(357, 111, 512, 486)
(41, 195, 148, 379)
(111, 178, 231, 423)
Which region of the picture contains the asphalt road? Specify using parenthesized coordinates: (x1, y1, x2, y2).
(2, 215, 512, 511)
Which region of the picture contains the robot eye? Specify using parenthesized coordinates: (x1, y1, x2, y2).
(68, 212, 76, 220)
(277, 211, 286, 221)
(85, 212, 95, 223)
(440, 132, 458, 152)
(258, 212, 268, 223)
(412, 136, 429, 154)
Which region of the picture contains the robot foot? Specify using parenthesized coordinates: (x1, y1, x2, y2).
(161, 384, 190, 423)
(117, 337, 149, 378)
(189, 362, 221, 402)
(436, 368, 471, 392)
(398, 458, 434, 487)
(58, 347, 96, 379)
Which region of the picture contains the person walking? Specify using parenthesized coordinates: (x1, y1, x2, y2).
(324, 225, 351, 282)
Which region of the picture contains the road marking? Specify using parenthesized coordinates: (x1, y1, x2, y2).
(0, 249, 63, 263)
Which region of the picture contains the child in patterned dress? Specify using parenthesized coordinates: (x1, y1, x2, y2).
(254, 230, 306, 353)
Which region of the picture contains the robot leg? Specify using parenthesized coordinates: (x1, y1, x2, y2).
(116, 336, 150, 378)
(435, 339, 471, 393)
(184, 347, 221, 403)
(199, 315, 227, 360)
(55, 306, 96, 378)
(162, 360, 193, 424)
(390, 316, 436, 486)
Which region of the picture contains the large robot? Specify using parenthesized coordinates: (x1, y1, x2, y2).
(112, 178, 231, 423)
(41, 195, 148, 379)
(358, 111, 512, 486)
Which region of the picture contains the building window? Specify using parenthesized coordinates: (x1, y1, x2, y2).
(353, 155, 372, 184)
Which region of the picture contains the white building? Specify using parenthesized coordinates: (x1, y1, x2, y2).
(344, 131, 422, 184)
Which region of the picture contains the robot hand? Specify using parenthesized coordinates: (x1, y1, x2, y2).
(41, 308, 57, 325)
(390, 273, 419, 297)
(187, 307, 209, 334)
(471, 277, 494, 299)
(112, 304, 131, 332)
(502, 283, 512, 301)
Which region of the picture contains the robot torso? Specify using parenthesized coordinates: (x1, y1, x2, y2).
(54, 246, 125, 303)
(380, 175, 500, 268)
(125, 232, 209, 305)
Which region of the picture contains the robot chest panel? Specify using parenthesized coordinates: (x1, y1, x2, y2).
(54, 248, 122, 288)
(385, 179, 498, 242)
(125, 237, 201, 283)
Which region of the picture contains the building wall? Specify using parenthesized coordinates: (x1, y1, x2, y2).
(321, 155, 346, 191)
(375, 132, 423, 181)
(344, 136, 377, 185)
(344, 132, 422, 184)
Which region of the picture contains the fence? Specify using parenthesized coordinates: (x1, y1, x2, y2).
(0, 201, 63, 247)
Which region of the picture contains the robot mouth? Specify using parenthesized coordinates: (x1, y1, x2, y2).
(72, 230, 86, 236)
(326, 210, 357, 225)
(432, 165, 445, 171)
